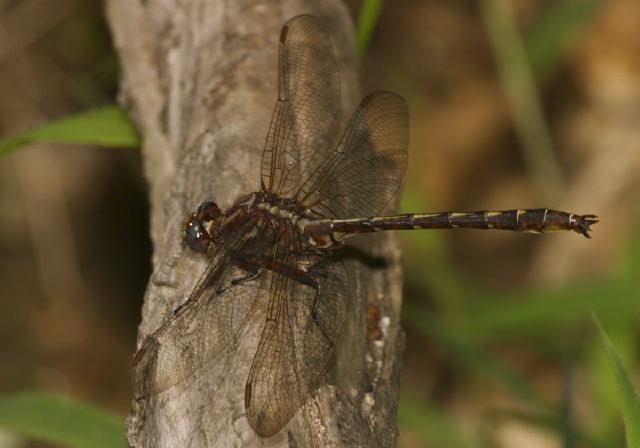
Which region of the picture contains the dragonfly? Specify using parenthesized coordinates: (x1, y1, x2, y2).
(131, 14, 598, 439)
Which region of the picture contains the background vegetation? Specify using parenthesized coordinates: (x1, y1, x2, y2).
(0, 0, 638, 446)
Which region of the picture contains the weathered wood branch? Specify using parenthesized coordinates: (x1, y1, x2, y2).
(105, 1, 404, 446)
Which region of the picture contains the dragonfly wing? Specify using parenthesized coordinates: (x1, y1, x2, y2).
(132, 219, 270, 397)
(261, 14, 340, 197)
(245, 246, 349, 437)
(297, 91, 409, 219)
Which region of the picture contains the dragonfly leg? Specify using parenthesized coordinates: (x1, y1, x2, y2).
(230, 251, 336, 347)
(305, 260, 335, 348)
(310, 285, 334, 348)
(215, 258, 263, 294)
(233, 269, 262, 287)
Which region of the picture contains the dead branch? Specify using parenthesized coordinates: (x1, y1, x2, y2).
(105, 1, 404, 445)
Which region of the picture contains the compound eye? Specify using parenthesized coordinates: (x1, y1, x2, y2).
(184, 217, 210, 253)
(196, 201, 221, 221)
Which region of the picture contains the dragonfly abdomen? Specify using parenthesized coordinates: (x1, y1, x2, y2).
(328, 209, 597, 239)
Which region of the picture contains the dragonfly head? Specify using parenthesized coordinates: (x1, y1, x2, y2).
(184, 201, 222, 253)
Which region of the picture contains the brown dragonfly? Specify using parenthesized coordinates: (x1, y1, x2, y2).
(132, 14, 597, 438)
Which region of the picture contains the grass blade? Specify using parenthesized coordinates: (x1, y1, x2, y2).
(355, 0, 384, 58)
(480, 0, 563, 202)
(594, 315, 640, 447)
(0, 106, 139, 156)
(526, 0, 603, 79)
(0, 392, 125, 448)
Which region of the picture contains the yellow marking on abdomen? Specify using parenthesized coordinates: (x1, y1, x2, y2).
(484, 211, 494, 228)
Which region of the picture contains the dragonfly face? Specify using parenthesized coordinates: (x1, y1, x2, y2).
(183, 201, 222, 253)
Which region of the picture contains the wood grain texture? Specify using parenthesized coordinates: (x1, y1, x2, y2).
(105, 0, 404, 445)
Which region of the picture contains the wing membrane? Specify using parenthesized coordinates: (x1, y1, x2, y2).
(245, 240, 349, 437)
(132, 218, 270, 397)
(297, 91, 409, 219)
(261, 14, 340, 197)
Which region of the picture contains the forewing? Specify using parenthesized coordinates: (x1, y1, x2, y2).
(297, 91, 409, 219)
(261, 14, 340, 197)
(244, 248, 349, 437)
(132, 219, 269, 398)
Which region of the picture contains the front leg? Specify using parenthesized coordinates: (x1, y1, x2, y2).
(309, 280, 333, 347)
(214, 256, 264, 294)
(241, 252, 336, 347)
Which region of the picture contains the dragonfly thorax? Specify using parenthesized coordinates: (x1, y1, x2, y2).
(242, 192, 334, 249)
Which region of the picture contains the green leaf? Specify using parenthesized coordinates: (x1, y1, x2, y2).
(355, 0, 384, 58)
(0, 106, 139, 156)
(0, 392, 125, 448)
(594, 315, 640, 448)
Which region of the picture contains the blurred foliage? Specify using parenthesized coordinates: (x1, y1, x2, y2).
(399, 151, 638, 446)
(481, 0, 564, 202)
(398, 393, 481, 448)
(355, 0, 384, 58)
(595, 317, 640, 447)
(393, 0, 636, 446)
(0, 107, 138, 156)
(525, 0, 604, 79)
(0, 392, 124, 448)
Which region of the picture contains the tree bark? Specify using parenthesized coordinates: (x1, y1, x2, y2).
(105, 1, 404, 446)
